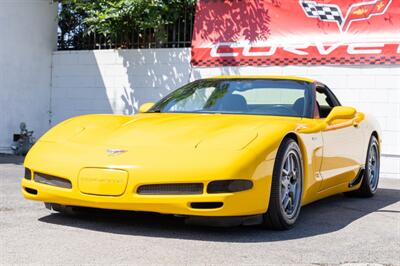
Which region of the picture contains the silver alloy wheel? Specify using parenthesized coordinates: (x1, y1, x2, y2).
(280, 150, 302, 219)
(367, 142, 379, 192)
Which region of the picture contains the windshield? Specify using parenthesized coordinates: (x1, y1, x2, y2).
(148, 79, 313, 118)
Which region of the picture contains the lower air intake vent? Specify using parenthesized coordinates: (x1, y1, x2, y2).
(137, 183, 203, 195)
(34, 172, 72, 189)
(24, 187, 37, 195)
(190, 202, 223, 209)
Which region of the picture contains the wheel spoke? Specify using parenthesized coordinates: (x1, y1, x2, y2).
(282, 168, 289, 176)
(287, 197, 293, 212)
(281, 175, 289, 199)
(290, 155, 296, 172)
(286, 156, 292, 172)
(282, 194, 290, 210)
(292, 169, 297, 180)
(367, 143, 379, 191)
(279, 149, 302, 218)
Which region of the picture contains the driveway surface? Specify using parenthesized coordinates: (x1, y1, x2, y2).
(1, 155, 399, 265)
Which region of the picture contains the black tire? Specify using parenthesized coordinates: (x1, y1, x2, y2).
(262, 138, 304, 230)
(345, 135, 380, 197)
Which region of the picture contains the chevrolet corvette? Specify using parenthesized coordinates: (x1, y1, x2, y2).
(22, 76, 381, 229)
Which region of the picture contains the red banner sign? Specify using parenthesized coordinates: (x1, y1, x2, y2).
(191, 0, 400, 66)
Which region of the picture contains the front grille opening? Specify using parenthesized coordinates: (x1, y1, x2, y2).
(190, 202, 223, 209)
(24, 187, 37, 195)
(137, 183, 204, 195)
(34, 172, 72, 189)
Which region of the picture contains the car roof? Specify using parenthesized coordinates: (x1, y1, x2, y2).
(208, 75, 315, 83)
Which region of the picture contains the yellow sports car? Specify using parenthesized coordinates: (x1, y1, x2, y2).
(22, 76, 381, 229)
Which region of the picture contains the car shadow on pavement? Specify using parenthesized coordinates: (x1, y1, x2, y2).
(38, 188, 400, 243)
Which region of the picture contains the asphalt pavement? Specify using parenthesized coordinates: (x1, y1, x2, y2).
(0, 155, 399, 265)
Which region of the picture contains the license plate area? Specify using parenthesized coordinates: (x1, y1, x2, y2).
(78, 168, 128, 196)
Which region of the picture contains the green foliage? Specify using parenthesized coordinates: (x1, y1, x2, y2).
(59, 0, 196, 42)
(58, 1, 84, 49)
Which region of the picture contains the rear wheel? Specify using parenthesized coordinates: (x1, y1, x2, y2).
(345, 135, 380, 197)
(262, 138, 303, 230)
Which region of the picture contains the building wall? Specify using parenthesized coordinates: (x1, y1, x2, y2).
(51, 49, 400, 177)
(0, 0, 57, 153)
(51, 49, 192, 124)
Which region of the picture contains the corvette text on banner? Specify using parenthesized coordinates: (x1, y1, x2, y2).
(191, 0, 400, 67)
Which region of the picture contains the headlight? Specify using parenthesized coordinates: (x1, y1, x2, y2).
(207, 180, 253, 193)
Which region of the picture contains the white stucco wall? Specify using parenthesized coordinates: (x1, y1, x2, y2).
(0, 0, 57, 153)
(51, 49, 399, 177)
(51, 49, 192, 124)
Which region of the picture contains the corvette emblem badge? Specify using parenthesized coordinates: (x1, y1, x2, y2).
(106, 149, 128, 156)
(300, 0, 393, 32)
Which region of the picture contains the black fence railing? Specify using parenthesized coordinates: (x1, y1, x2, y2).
(58, 6, 195, 50)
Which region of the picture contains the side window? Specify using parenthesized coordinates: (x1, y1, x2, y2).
(316, 87, 337, 118)
(233, 88, 304, 105)
(233, 88, 306, 116)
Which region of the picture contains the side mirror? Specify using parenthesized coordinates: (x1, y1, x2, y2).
(139, 102, 155, 113)
(325, 106, 356, 124)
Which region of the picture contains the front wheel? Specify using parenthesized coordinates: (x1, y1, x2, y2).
(262, 138, 303, 230)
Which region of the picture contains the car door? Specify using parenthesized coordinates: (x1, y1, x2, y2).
(316, 85, 365, 191)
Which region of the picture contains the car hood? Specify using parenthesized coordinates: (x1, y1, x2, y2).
(40, 113, 300, 151)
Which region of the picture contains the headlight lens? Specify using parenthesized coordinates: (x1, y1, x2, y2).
(207, 180, 253, 193)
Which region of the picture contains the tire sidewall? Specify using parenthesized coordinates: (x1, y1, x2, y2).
(272, 139, 304, 227)
(365, 136, 380, 194)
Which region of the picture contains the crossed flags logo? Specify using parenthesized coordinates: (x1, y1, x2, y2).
(300, 0, 393, 32)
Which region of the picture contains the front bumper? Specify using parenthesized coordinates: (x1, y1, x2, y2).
(21, 162, 273, 217)
(22, 140, 274, 217)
